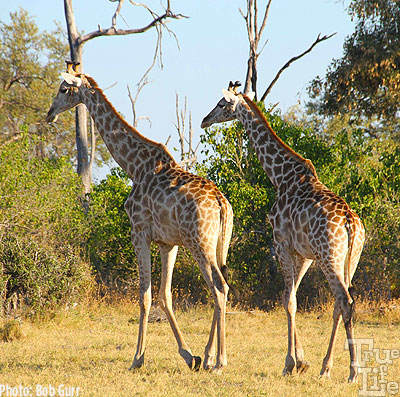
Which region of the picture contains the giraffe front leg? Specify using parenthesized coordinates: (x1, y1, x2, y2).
(282, 292, 297, 377)
(130, 238, 152, 371)
(276, 245, 312, 376)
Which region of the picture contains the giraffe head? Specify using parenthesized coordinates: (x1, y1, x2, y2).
(201, 81, 255, 128)
(46, 61, 87, 123)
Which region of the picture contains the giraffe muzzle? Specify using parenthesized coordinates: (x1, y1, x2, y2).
(201, 116, 212, 129)
(45, 110, 58, 123)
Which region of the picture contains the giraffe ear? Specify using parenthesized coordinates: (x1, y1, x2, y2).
(246, 91, 255, 101)
(61, 72, 82, 87)
(222, 89, 238, 104)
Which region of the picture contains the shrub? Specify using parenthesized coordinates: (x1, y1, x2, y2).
(0, 135, 94, 316)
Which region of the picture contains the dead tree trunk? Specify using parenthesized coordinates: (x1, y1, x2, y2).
(240, 0, 272, 99)
(64, 0, 90, 193)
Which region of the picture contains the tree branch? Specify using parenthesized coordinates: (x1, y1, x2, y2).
(78, 6, 187, 45)
(256, 0, 272, 50)
(127, 79, 151, 128)
(111, 0, 125, 28)
(260, 32, 336, 102)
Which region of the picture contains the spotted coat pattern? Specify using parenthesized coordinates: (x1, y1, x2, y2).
(46, 69, 233, 372)
(201, 86, 365, 382)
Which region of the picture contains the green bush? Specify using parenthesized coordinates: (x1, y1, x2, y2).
(87, 168, 137, 290)
(0, 135, 94, 316)
(0, 232, 92, 316)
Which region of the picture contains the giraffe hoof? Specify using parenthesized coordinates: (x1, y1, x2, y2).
(211, 365, 224, 375)
(348, 371, 358, 383)
(129, 355, 144, 371)
(319, 369, 331, 379)
(190, 356, 202, 371)
(282, 368, 293, 377)
(297, 361, 310, 375)
(203, 363, 213, 371)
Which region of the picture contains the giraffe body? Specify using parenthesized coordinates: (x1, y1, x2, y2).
(46, 64, 233, 372)
(201, 83, 365, 382)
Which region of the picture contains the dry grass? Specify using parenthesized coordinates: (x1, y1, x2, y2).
(0, 300, 399, 397)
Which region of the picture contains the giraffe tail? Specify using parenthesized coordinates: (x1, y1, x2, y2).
(215, 195, 232, 270)
(344, 212, 356, 289)
(348, 285, 357, 325)
(216, 195, 239, 301)
(344, 211, 357, 325)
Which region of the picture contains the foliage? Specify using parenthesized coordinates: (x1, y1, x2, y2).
(0, 233, 92, 317)
(307, 0, 400, 136)
(0, 8, 110, 169)
(86, 168, 137, 290)
(0, 8, 76, 155)
(0, 135, 94, 315)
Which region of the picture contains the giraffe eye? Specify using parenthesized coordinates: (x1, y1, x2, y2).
(60, 86, 68, 94)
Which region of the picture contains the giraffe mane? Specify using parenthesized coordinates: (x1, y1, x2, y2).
(83, 75, 177, 165)
(242, 95, 317, 176)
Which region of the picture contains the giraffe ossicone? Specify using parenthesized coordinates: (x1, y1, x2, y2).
(46, 62, 233, 373)
(202, 82, 365, 383)
(60, 72, 82, 87)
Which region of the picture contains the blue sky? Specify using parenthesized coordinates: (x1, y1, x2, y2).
(0, 1, 355, 180)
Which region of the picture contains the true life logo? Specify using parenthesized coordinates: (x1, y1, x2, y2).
(346, 338, 400, 396)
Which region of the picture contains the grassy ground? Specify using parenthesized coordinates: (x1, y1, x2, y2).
(0, 300, 399, 397)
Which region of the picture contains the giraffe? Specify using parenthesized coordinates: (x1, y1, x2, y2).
(201, 81, 365, 382)
(46, 62, 233, 372)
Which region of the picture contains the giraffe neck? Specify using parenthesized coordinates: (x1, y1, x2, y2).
(83, 77, 176, 182)
(237, 96, 317, 189)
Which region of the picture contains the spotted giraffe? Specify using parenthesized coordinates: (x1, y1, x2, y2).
(201, 81, 365, 382)
(46, 62, 233, 372)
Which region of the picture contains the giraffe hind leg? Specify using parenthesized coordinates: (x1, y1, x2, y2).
(193, 250, 228, 373)
(295, 327, 310, 375)
(203, 308, 217, 370)
(344, 287, 358, 383)
(203, 266, 231, 370)
(321, 267, 358, 382)
(320, 300, 342, 378)
(158, 243, 201, 371)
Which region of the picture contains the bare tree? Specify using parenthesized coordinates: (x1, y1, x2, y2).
(240, 0, 272, 98)
(240, 0, 334, 102)
(63, 0, 186, 193)
(173, 94, 199, 171)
